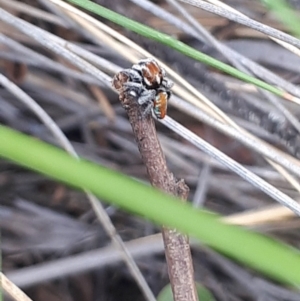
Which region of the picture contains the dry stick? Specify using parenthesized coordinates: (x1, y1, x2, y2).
(113, 76, 198, 301)
(0, 273, 32, 301)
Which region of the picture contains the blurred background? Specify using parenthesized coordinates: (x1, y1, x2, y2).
(2, 0, 300, 300)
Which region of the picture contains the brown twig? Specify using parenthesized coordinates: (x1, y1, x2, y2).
(112, 73, 199, 301)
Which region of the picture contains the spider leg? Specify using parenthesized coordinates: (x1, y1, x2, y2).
(137, 89, 156, 105)
(122, 82, 145, 100)
(122, 81, 144, 91)
(121, 68, 143, 83)
(142, 101, 154, 117)
(121, 82, 156, 116)
(162, 77, 174, 89)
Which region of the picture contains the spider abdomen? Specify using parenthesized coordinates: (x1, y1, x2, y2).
(153, 91, 169, 119)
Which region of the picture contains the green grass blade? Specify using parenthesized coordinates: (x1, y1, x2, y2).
(261, 0, 300, 38)
(0, 233, 2, 301)
(65, 0, 286, 98)
(1, 125, 300, 286)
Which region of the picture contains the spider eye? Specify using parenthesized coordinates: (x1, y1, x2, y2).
(129, 90, 137, 97)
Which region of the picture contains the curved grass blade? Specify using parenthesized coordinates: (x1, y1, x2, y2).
(261, 0, 300, 38)
(1, 125, 300, 286)
(64, 0, 288, 99)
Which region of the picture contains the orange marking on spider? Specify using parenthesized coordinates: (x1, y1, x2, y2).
(112, 58, 173, 119)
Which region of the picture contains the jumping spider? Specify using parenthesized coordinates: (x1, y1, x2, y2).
(113, 58, 173, 119)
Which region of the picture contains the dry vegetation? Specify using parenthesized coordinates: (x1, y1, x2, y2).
(2, 0, 300, 300)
